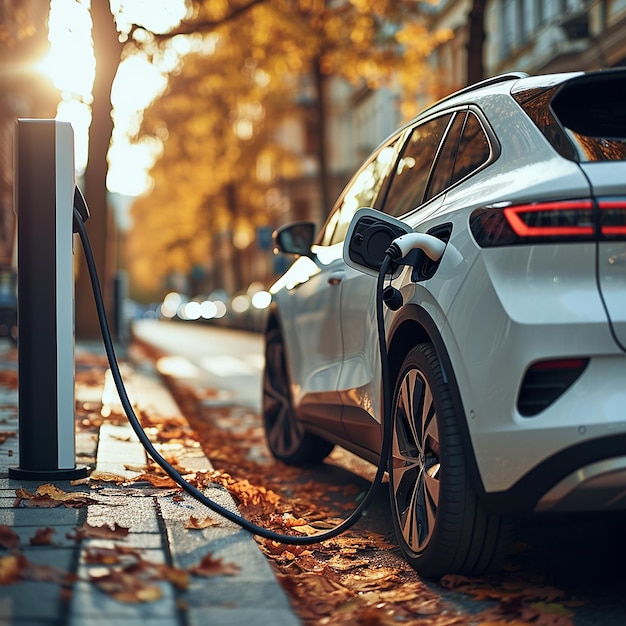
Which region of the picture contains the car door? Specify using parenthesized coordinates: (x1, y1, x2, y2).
(338, 112, 461, 450)
(275, 140, 402, 433)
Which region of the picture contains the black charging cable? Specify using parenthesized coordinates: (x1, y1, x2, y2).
(74, 207, 397, 545)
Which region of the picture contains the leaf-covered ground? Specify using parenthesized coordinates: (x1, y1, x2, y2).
(157, 368, 589, 626)
(0, 349, 242, 606)
(4, 343, 625, 623)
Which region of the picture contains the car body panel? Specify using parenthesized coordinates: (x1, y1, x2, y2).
(442, 243, 622, 492)
(270, 251, 344, 407)
(580, 161, 626, 351)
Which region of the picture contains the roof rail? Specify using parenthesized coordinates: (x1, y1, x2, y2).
(444, 72, 529, 100)
(432, 72, 529, 108)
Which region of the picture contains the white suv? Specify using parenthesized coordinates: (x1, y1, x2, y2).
(262, 69, 626, 578)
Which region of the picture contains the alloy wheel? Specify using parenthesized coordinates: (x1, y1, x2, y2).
(391, 363, 441, 552)
(263, 329, 304, 458)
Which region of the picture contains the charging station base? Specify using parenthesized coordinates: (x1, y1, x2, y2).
(8, 466, 88, 481)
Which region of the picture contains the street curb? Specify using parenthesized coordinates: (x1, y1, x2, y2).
(101, 351, 301, 626)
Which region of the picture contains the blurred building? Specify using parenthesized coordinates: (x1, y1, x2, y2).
(0, 2, 59, 267)
(444, 0, 626, 77)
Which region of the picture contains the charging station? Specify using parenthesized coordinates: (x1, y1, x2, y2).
(9, 119, 87, 480)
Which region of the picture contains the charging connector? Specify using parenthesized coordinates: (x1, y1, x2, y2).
(386, 232, 446, 263)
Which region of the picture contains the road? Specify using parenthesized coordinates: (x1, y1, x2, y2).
(132, 318, 264, 411)
(131, 319, 626, 625)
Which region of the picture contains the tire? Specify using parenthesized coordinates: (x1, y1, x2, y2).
(262, 327, 334, 465)
(389, 343, 512, 579)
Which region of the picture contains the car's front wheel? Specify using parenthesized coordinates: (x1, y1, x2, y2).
(389, 343, 512, 578)
(262, 327, 334, 465)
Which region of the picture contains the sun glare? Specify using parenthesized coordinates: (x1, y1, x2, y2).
(41, 0, 187, 197)
(40, 0, 95, 98)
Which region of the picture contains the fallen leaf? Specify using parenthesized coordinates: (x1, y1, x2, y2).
(29, 528, 56, 546)
(156, 563, 190, 590)
(520, 602, 574, 626)
(291, 524, 322, 537)
(276, 513, 308, 528)
(14, 484, 97, 508)
(0, 554, 20, 584)
(68, 522, 130, 541)
(184, 515, 220, 530)
(88, 471, 128, 483)
(91, 568, 163, 603)
(133, 473, 179, 488)
(84, 546, 141, 565)
(0, 370, 17, 389)
(189, 553, 240, 577)
(0, 525, 20, 549)
(0, 431, 16, 444)
(22, 558, 75, 584)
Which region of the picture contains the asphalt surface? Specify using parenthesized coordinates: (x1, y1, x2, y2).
(0, 337, 300, 626)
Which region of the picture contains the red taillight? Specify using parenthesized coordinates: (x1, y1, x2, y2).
(471, 198, 626, 247)
(528, 358, 588, 371)
(599, 200, 626, 236)
(503, 201, 594, 238)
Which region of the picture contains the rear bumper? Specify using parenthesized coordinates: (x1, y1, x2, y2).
(479, 433, 626, 515)
(535, 457, 626, 513)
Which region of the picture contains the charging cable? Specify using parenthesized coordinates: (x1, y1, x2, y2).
(74, 207, 399, 545)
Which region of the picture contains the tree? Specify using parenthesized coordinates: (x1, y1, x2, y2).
(467, 0, 486, 85)
(73, 0, 273, 336)
(75, 1, 123, 339)
(126, 0, 451, 300)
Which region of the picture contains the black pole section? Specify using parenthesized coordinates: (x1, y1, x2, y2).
(9, 119, 87, 480)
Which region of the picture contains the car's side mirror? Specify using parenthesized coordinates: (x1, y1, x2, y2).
(273, 222, 316, 258)
(343, 208, 412, 277)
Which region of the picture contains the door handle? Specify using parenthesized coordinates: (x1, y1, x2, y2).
(327, 272, 345, 286)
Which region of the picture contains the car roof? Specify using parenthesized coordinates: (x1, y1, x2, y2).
(373, 68, 626, 154)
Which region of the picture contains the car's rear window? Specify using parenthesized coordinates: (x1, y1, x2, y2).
(551, 75, 626, 162)
(513, 71, 626, 162)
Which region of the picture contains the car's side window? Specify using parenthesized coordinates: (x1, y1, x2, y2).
(425, 112, 466, 201)
(319, 139, 401, 247)
(450, 112, 491, 185)
(382, 114, 452, 218)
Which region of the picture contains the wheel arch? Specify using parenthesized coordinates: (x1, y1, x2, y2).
(388, 304, 488, 501)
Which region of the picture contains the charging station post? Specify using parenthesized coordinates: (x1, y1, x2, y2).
(9, 119, 88, 480)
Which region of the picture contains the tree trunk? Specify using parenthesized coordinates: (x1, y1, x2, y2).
(312, 57, 331, 222)
(466, 0, 486, 85)
(75, 1, 122, 339)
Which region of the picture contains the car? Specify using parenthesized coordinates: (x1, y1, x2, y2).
(261, 69, 626, 578)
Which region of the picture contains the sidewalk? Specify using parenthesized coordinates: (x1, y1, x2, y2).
(0, 339, 300, 626)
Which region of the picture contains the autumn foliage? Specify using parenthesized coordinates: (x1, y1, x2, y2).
(126, 0, 452, 299)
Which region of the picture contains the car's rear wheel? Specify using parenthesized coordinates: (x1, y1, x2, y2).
(389, 343, 512, 578)
(263, 327, 334, 465)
